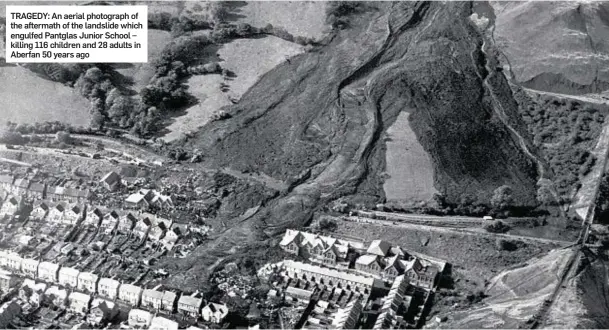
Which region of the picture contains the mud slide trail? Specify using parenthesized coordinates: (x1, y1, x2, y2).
(295, 3, 433, 195)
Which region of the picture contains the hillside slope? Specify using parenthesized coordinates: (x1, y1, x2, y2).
(185, 1, 539, 229)
(491, 1, 609, 94)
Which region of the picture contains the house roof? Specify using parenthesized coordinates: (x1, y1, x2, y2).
(7, 196, 21, 205)
(89, 206, 107, 217)
(39, 261, 59, 272)
(285, 286, 314, 299)
(78, 272, 98, 282)
(204, 302, 228, 315)
(162, 291, 177, 302)
(60, 267, 80, 277)
(150, 316, 179, 330)
(45, 285, 67, 298)
(367, 240, 391, 256)
(69, 204, 84, 214)
(384, 255, 402, 271)
(99, 277, 120, 288)
(22, 258, 39, 267)
(104, 210, 120, 221)
(143, 289, 163, 300)
(34, 201, 49, 211)
(54, 202, 66, 212)
(121, 284, 143, 294)
(69, 291, 91, 303)
(355, 254, 378, 266)
(129, 308, 152, 319)
(283, 260, 382, 288)
(137, 218, 152, 227)
(13, 178, 30, 189)
(178, 295, 202, 308)
(100, 172, 120, 184)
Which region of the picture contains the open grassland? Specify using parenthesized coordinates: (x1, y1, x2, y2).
(383, 111, 438, 202)
(218, 36, 303, 100)
(235, 1, 328, 39)
(163, 74, 231, 142)
(162, 35, 303, 141)
(0, 66, 91, 125)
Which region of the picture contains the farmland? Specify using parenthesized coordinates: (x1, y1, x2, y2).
(235, 1, 328, 39)
(0, 66, 91, 126)
(162, 35, 304, 141)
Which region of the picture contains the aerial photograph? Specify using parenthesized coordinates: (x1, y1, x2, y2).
(1, 0, 609, 329)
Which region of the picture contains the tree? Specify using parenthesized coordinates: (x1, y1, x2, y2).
(0, 129, 26, 145)
(318, 218, 338, 232)
(55, 131, 72, 144)
(484, 220, 510, 233)
(495, 238, 518, 251)
(491, 185, 513, 211)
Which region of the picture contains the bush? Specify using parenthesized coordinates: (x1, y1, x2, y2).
(55, 131, 72, 144)
(484, 220, 510, 233)
(318, 218, 338, 232)
(495, 238, 518, 251)
(0, 130, 26, 145)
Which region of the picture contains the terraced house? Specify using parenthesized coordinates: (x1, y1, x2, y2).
(0, 175, 14, 192)
(62, 204, 85, 225)
(27, 182, 46, 200)
(85, 206, 105, 227)
(11, 178, 30, 196)
(77, 272, 99, 293)
(119, 283, 143, 306)
(118, 212, 137, 233)
(177, 294, 203, 318)
(101, 210, 120, 234)
(68, 292, 92, 315)
(3, 253, 22, 272)
(133, 217, 152, 240)
(21, 258, 39, 278)
(0, 196, 24, 218)
(280, 230, 352, 266)
(142, 288, 163, 310)
(37, 261, 60, 282)
(58, 267, 80, 288)
(98, 277, 120, 300)
(47, 202, 66, 223)
(161, 291, 177, 313)
(30, 201, 49, 221)
(0, 270, 18, 293)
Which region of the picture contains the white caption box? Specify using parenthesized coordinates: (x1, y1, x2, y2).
(6, 5, 148, 63)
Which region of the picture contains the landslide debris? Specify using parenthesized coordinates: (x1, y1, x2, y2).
(490, 1, 609, 95)
(186, 0, 539, 229)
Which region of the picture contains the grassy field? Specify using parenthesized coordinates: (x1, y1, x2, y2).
(115, 29, 172, 91)
(235, 1, 329, 39)
(162, 35, 303, 142)
(0, 66, 91, 126)
(383, 111, 438, 202)
(218, 36, 304, 101)
(163, 74, 231, 142)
